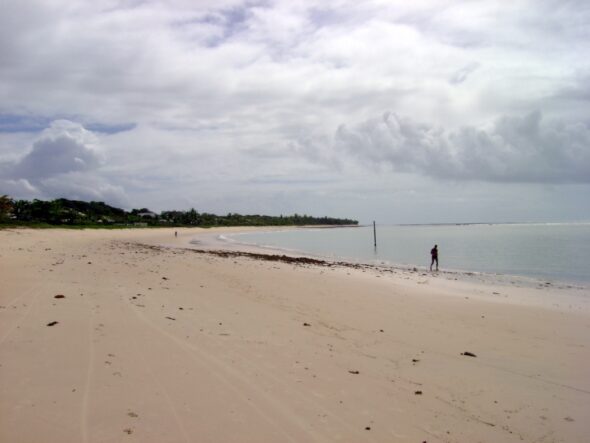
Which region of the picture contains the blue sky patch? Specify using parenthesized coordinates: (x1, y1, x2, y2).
(0, 114, 135, 134)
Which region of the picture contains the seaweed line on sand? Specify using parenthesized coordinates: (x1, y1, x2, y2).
(129, 241, 373, 270)
(123, 241, 587, 291)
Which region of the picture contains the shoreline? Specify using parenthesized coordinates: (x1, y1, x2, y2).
(1, 227, 589, 442)
(235, 227, 588, 285)
(208, 224, 590, 290)
(218, 229, 589, 290)
(153, 227, 590, 314)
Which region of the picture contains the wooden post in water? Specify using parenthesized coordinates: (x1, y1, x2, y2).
(373, 221, 377, 248)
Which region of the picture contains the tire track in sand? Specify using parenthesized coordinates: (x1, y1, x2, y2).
(127, 329, 192, 443)
(0, 280, 45, 347)
(121, 290, 315, 443)
(189, 269, 374, 440)
(80, 295, 96, 443)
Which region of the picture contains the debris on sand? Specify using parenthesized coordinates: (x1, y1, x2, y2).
(54, 295, 65, 299)
(415, 390, 423, 395)
(47, 321, 59, 326)
(348, 370, 360, 375)
(303, 322, 311, 327)
(461, 351, 477, 357)
(165, 316, 176, 321)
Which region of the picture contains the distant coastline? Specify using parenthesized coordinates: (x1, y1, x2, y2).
(0, 195, 358, 228)
(391, 221, 590, 227)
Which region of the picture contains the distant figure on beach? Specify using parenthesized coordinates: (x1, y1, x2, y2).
(175, 231, 177, 237)
(430, 244, 438, 271)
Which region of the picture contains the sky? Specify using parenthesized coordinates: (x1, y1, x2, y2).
(1, 0, 589, 224)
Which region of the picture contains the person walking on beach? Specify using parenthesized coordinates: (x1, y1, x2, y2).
(430, 244, 438, 271)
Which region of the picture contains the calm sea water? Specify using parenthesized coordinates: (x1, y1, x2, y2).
(229, 223, 590, 284)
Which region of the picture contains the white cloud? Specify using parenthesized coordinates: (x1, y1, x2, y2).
(0, 120, 127, 205)
(0, 178, 39, 200)
(9, 120, 102, 180)
(449, 62, 480, 84)
(37, 172, 129, 207)
(332, 111, 590, 183)
(0, 1, 589, 221)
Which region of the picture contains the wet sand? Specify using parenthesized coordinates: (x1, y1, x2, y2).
(1, 227, 589, 442)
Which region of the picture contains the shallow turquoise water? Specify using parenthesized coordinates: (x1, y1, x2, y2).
(229, 223, 590, 284)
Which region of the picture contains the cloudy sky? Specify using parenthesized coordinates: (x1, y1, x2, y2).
(1, 0, 589, 223)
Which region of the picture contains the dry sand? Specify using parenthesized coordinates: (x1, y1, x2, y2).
(1, 227, 589, 443)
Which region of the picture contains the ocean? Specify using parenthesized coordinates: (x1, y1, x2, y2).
(227, 223, 590, 285)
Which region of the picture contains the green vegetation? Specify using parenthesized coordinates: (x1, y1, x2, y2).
(0, 195, 13, 222)
(0, 196, 358, 228)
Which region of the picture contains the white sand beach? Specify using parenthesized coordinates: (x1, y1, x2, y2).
(1, 227, 589, 442)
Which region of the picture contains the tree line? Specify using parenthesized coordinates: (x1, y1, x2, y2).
(0, 195, 358, 227)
